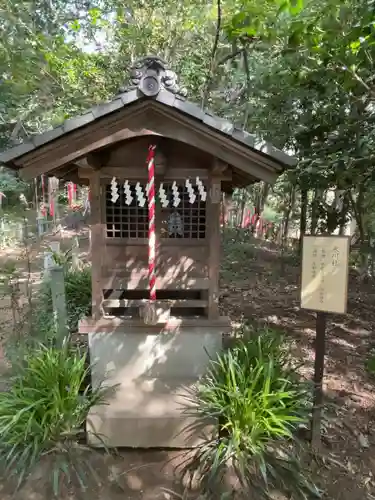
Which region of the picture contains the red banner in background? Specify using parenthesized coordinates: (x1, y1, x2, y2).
(243, 213, 250, 228)
(67, 183, 73, 207)
(49, 199, 54, 217)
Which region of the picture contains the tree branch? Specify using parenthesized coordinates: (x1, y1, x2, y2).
(242, 48, 251, 129)
(201, 0, 222, 109)
(217, 48, 243, 66)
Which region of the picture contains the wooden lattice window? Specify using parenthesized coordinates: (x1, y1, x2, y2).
(105, 184, 148, 239)
(105, 182, 206, 239)
(160, 183, 206, 239)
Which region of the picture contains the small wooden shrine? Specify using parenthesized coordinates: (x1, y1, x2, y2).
(0, 56, 295, 448)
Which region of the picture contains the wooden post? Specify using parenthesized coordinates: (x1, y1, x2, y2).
(89, 171, 103, 319)
(44, 241, 60, 278)
(17, 222, 24, 243)
(0, 218, 5, 247)
(72, 235, 80, 270)
(50, 265, 68, 343)
(37, 217, 44, 236)
(311, 311, 327, 451)
(207, 171, 221, 319)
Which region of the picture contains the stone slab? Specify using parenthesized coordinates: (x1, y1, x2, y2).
(88, 326, 223, 386)
(87, 378, 216, 448)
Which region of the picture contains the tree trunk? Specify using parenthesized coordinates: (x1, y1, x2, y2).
(239, 189, 246, 227)
(253, 183, 269, 235)
(349, 188, 367, 277)
(310, 187, 319, 235)
(282, 185, 295, 245)
(299, 187, 308, 255)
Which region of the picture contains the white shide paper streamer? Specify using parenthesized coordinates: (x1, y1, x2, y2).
(110, 177, 119, 203)
(135, 182, 146, 207)
(123, 180, 133, 206)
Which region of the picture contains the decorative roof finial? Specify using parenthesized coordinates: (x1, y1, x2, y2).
(119, 56, 187, 98)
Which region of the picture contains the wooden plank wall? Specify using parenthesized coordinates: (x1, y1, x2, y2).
(101, 243, 209, 291)
(87, 137, 225, 317)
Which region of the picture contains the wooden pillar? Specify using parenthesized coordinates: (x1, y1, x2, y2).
(50, 265, 67, 343)
(72, 235, 80, 270)
(90, 170, 104, 320)
(207, 170, 222, 319)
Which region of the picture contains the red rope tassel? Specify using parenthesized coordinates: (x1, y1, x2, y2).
(146, 145, 156, 302)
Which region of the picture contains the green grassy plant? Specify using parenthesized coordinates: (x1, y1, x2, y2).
(184, 328, 321, 499)
(33, 265, 91, 338)
(365, 349, 375, 375)
(0, 341, 110, 495)
(221, 228, 257, 281)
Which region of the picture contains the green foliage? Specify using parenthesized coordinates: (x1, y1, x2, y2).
(0, 169, 29, 205)
(225, 0, 304, 41)
(221, 227, 257, 281)
(185, 327, 320, 499)
(33, 266, 91, 339)
(2, 0, 375, 251)
(0, 341, 109, 495)
(48, 246, 73, 267)
(365, 349, 375, 376)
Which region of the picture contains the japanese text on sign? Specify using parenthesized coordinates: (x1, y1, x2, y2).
(301, 236, 349, 314)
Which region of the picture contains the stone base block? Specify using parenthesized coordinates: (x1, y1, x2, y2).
(87, 325, 223, 384)
(87, 378, 216, 448)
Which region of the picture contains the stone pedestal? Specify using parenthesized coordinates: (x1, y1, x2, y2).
(79, 317, 230, 448)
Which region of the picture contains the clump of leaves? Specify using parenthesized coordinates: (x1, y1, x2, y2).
(365, 349, 375, 376)
(48, 246, 73, 267)
(33, 265, 91, 337)
(0, 170, 29, 205)
(184, 328, 320, 499)
(221, 228, 257, 281)
(5, 265, 91, 369)
(0, 341, 110, 495)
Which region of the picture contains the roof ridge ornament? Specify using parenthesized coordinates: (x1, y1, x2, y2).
(119, 56, 187, 98)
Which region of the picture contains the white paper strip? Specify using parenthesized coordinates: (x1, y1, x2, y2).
(159, 183, 169, 208)
(110, 177, 119, 203)
(135, 182, 146, 207)
(123, 180, 133, 206)
(196, 176, 207, 202)
(186, 178, 196, 204)
(172, 181, 180, 207)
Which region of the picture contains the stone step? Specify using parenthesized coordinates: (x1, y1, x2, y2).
(88, 327, 222, 381)
(87, 377, 216, 448)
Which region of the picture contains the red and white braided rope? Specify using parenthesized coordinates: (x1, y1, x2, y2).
(147, 145, 156, 301)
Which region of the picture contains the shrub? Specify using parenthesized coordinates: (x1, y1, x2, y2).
(0, 341, 110, 495)
(221, 228, 257, 281)
(0, 169, 29, 205)
(365, 350, 375, 375)
(33, 266, 91, 338)
(185, 329, 320, 499)
(4, 265, 92, 373)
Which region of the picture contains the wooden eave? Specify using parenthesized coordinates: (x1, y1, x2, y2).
(0, 88, 296, 188)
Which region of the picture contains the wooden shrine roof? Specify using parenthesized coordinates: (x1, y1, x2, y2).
(0, 56, 296, 188)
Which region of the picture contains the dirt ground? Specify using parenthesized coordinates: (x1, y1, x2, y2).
(221, 237, 375, 500)
(0, 229, 374, 499)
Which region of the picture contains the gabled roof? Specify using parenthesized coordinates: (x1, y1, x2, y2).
(0, 56, 296, 186)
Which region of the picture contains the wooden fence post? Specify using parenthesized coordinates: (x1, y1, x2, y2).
(72, 236, 80, 269)
(0, 218, 5, 248)
(37, 216, 45, 236)
(17, 222, 24, 243)
(44, 241, 60, 278)
(50, 265, 68, 343)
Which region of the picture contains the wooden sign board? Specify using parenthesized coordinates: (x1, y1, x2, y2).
(301, 235, 350, 314)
